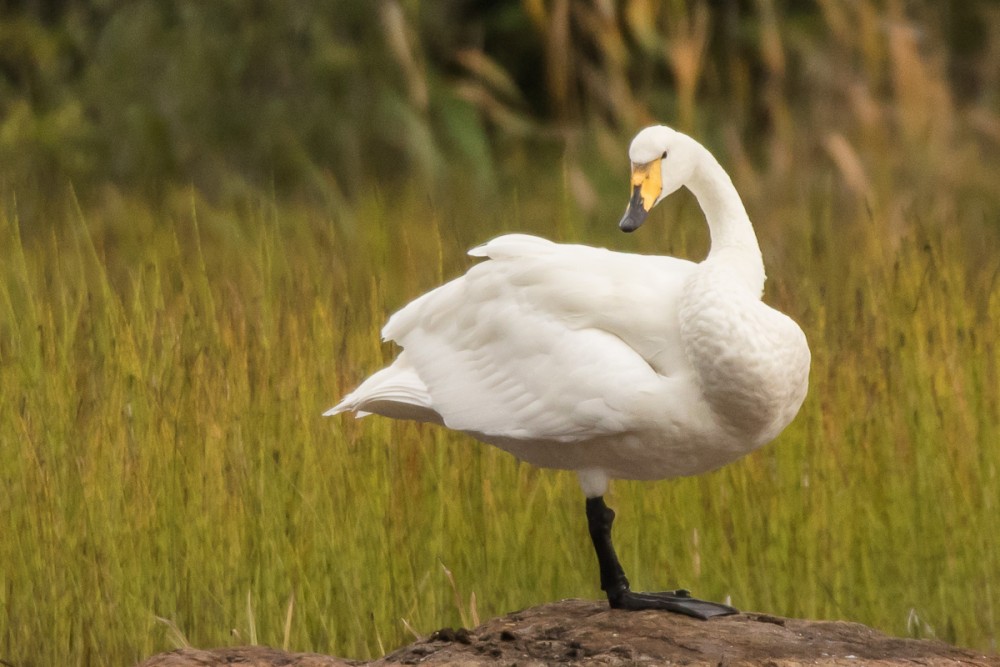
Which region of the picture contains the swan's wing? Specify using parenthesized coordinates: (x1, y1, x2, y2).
(347, 234, 696, 442)
(387, 234, 694, 368)
(386, 296, 656, 440)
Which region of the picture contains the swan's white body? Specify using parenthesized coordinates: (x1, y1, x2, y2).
(328, 126, 810, 499)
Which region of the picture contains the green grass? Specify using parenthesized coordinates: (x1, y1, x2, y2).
(0, 167, 998, 666)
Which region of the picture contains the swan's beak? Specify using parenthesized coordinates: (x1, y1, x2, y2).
(619, 159, 662, 232)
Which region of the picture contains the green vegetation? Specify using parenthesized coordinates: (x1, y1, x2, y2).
(1, 1, 999, 665)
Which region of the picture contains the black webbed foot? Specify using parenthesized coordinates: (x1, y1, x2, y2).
(608, 587, 738, 619)
(586, 496, 738, 620)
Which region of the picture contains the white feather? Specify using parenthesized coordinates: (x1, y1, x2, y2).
(327, 126, 810, 499)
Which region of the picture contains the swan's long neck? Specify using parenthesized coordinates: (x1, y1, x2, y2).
(686, 144, 765, 296)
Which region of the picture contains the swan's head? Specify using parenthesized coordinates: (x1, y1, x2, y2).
(619, 125, 698, 232)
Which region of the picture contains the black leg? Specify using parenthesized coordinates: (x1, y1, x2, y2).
(585, 496, 630, 597)
(585, 496, 738, 620)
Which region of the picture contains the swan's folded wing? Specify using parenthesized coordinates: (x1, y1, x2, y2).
(393, 297, 661, 441)
(376, 235, 695, 442)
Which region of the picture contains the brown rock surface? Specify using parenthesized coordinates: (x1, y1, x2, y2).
(138, 599, 998, 666)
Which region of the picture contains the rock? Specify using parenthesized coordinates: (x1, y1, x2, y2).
(138, 646, 365, 667)
(137, 645, 355, 666)
(137, 599, 999, 666)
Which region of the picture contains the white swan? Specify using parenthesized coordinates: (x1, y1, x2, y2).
(327, 125, 810, 618)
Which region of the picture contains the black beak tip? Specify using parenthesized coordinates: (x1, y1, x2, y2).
(618, 210, 647, 233)
(620, 184, 649, 232)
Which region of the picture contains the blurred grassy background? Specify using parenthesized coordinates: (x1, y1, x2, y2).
(1, 1, 999, 665)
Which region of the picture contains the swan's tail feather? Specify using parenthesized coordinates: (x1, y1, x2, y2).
(325, 356, 443, 424)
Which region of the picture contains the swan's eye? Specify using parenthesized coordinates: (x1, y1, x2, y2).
(661, 151, 667, 159)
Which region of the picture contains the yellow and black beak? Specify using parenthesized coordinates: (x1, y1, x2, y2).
(619, 158, 663, 232)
